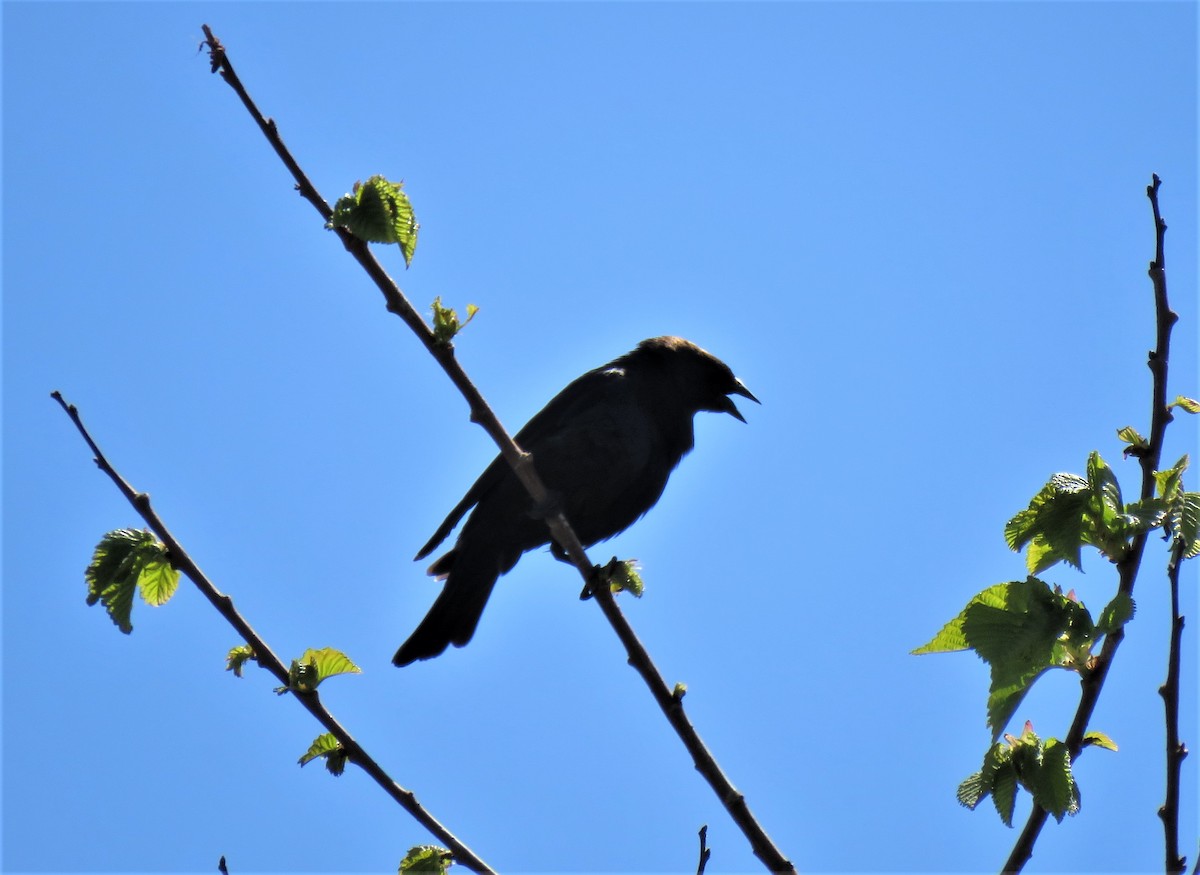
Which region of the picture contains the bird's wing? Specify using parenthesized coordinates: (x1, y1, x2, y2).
(413, 364, 626, 562)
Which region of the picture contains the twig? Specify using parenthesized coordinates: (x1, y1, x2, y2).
(1159, 536, 1188, 875)
(200, 24, 795, 873)
(1001, 176, 1178, 873)
(51, 391, 496, 875)
(696, 825, 712, 875)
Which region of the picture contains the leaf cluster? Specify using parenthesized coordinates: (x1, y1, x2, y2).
(328, 175, 420, 267)
(84, 528, 180, 633)
(956, 722, 1115, 826)
(1003, 451, 1194, 571)
(916, 448, 1198, 825)
(430, 297, 479, 345)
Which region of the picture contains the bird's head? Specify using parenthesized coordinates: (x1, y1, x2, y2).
(634, 336, 759, 421)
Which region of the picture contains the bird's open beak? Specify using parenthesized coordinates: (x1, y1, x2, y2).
(721, 379, 760, 423)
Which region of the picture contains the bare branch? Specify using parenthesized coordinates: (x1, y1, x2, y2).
(696, 825, 712, 875)
(51, 391, 497, 875)
(1159, 535, 1189, 875)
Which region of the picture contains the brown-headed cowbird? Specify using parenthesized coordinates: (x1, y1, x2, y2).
(393, 336, 757, 666)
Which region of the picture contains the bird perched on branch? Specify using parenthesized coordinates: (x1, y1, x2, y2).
(393, 336, 757, 666)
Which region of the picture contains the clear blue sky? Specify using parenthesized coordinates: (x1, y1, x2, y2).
(4, 3, 1197, 874)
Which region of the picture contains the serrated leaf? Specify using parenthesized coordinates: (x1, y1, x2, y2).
(301, 647, 361, 682)
(959, 579, 1079, 738)
(1033, 739, 1075, 822)
(84, 529, 176, 634)
(913, 583, 1004, 655)
(991, 764, 1017, 827)
(1083, 730, 1118, 751)
(1164, 484, 1200, 559)
(226, 644, 256, 678)
(283, 648, 362, 692)
(400, 846, 453, 874)
(1120, 498, 1170, 535)
(1096, 593, 1135, 636)
(298, 732, 348, 775)
(137, 557, 179, 606)
(1178, 492, 1200, 558)
(986, 672, 1049, 742)
(957, 772, 986, 809)
(1004, 474, 1089, 572)
(1156, 455, 1190, 501)
(299, 732, 341, 766)
(1087, 452, 1123, 522)
(1086, 452, 1127, 553)
(328, 175, 419, 265)
(1170, 396, 1200, 414)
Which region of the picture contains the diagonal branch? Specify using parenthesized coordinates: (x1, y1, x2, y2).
(199, 24, 795, 873)
(1001, 175, 1179, 873)
(51, 390, 497, 875)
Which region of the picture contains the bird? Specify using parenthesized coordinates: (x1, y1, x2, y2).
(393, 336, 757, 666)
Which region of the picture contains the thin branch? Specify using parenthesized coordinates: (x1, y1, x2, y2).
(696, 825, 712, 875)
(51, 391, 496, 875)
(1002, 176, 1178, 873)
(1159, 535, 1189, 875)
(200, 24, 795, 873)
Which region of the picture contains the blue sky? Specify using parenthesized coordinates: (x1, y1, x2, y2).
(3, 2, 1197, 873)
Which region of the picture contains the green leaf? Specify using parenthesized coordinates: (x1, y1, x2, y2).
(608, 559, 644, 597)
(1032, 738, 1075, 822)
(1177, 492, 1200, 558)
(1004, 473, 1089, 572)
(430, 296, 478, 344)
(1116, 425, 1148, 449)
(285, 647, 362, 693)
(1082, 730, 1118, 752)
(1156, 455, 1189, 501)
(1095, 593, 1135, 636)
(138, 558, 179, 606)
(957, 742, 1016, 824)
(991, 761, 1018, 827)
(226, 644, 256, 678)
(912, 587, 986, 655)
(1169, 395, 1200, 414)
(961, 727, 1085, 826)
(84, 529, 179, 633)
(1086, 452, 1128, 555)
(399, 846, 454, 874)
(1120, 497, 1170, 535)
(917, 580, 1102, 736)
(328, 175, 419, 265)
(298, 733, 348, 776)
(956, 771, 986, 810)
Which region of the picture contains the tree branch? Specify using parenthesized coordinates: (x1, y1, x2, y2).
(1001, 175, 1179, 873)
(198, 24, 800, 872)
(51, 391, 497, 875)
(696, 824, 712, 875)
(1159, 534, 1189, 875)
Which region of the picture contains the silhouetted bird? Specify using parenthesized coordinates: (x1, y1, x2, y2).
(393, 336, 757, 666)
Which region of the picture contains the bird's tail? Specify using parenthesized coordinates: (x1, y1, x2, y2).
(392, 550, 499, 666)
